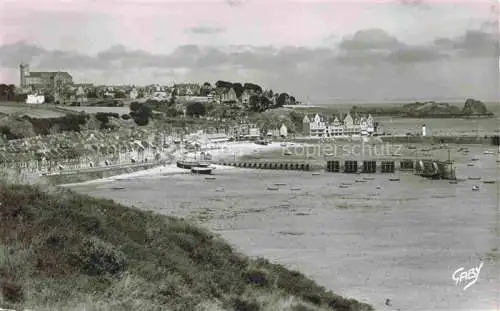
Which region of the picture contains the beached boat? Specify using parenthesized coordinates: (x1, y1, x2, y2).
(177, 160, 199, 169)
(449, 180, 458, 184)
(472, 185, 480, 191)
(284, 150, 292, 156)
(255, 140, 268, 145)
(205, 177, 216, 180)
(483, 150, 495, 155)
(191, 167, 213, 175)
(280, 143, 288, 147)
(363, 177, 375, 180)
(267, 185, 279, 191)
(467, 163, 474, 167)
(468, 177, 481, 180)
(471, 156, 480, 161)
(389, 177, 400, 181)
(376, 185, 381, 189)
(339, 184, 349, 188)
(355, 179, 367, 183)
(482, 180, 496, 184)
(312, 172, 321, 176)
(290, 187, 301, 191)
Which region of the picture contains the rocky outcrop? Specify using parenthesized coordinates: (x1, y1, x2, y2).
(462, 98, 489, 115)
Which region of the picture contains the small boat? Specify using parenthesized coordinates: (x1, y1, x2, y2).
(467, 163, 475, 167)
(376, 185, 381, 189)
(111, 187, 125, 190)
(389, 177, 400, 181)
(255, 140, 268, 146)
(280, 143, 288, 147)
(205, 177, 216, 180)
(191, 167, 213, 175)
(408, 145, 417, 149)
(312, 172, 321, 176)
(284, 150, 292, 156)
(355, 179, 367, 183)
(483, 150, 495, 155)
(197, 162, 210, 168)
(472, 185, 480, 191)
(363, 177, 375, 180)
(391, 153, 402, 157)
(177, 160, 199, 169)
(341, 182, 352, 186)
(482, 180, 496, 184)
(449, 180, 458, 184)
(339, 184, 349, 188)
(468, 177, 481, 180)
(290, 187, 301, 191)
(274, 183, 286, 186)
(267, 185, 279, 191)
(471, 156, 480, 161)
(215, 187, 224, 192)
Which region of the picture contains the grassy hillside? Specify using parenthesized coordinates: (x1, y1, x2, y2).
(0, 182, 373, 311)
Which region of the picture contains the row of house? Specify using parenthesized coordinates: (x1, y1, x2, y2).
(303, 113, 380, 137)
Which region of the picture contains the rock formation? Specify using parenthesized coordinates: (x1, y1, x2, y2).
(462, 98, 489, 115)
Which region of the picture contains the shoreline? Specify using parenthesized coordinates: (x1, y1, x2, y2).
(60, 141, 286, 187)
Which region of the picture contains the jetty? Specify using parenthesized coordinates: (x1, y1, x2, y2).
(218, 155, 456, 180)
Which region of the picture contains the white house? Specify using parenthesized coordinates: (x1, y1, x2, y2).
(130, 88, 138, 100)
(280, 124, 288, 137)
(303, 113, 376, 137)
(26, 94, 45, 104)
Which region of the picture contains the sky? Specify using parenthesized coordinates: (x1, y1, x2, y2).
(0, 0, 498, 103)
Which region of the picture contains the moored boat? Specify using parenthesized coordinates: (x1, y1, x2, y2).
(482, 180, 496, 184)
(191, 166, 213, 175)
(177, 160, 200, 169)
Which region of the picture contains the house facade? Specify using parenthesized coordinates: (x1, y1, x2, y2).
(303, 113, 376, 137)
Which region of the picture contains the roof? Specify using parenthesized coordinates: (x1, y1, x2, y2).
(28, 71, 72, 79)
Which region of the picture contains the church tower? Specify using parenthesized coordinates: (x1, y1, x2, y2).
(19, 63, 30, 88)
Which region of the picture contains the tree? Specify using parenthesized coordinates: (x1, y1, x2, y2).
(231, 83, 244, 98)
(215, 80, 233, 88)
(243, 83, 263, 94)
(275, 93, 289, 108)
(248, 95, 271, 113)
(186, 102, 206, 117)
(130, 103, 153, 126)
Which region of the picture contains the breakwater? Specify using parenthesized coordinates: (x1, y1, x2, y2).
(220, 157, 455, 180)
(218, 160, 315, 171)
(380, 135, 499, 145)
(42, 161, 165, 185)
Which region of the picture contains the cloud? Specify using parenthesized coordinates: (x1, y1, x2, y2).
(434, 29, 499, 58)
(338, 29, 447, 64)
(226, 0, 248, 7)
(186, 26, 226, 34)
(399, 0, 431, 9)
(0, 26, 497, 101)
(339, 29, 404, 51)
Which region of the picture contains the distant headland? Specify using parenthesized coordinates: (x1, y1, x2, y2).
(349, 98, 494, 118)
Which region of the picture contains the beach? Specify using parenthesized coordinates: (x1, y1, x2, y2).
(67, 140, 500, 311)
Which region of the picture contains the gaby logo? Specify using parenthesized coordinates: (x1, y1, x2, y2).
(452, 262, 483, 290)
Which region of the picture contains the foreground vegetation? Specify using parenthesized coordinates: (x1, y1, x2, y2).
(0, 182, 373, 311)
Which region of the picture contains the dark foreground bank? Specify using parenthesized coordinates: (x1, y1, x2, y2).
(0, 182, 373, 311)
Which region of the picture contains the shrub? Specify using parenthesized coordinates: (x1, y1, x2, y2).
(74, 237, 127, 276)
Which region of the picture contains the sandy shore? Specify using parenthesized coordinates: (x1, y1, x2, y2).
(61, 141, 286, 186)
